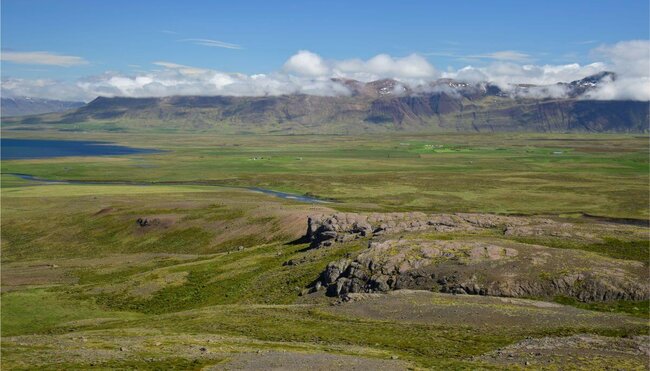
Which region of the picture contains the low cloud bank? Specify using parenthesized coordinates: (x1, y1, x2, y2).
(2, 40, 648, 102)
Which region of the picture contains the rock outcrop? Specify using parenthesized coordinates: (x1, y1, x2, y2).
(304, 212, 593, 249)
(313, 238, 649, 302)
(302, 212, 649, 302)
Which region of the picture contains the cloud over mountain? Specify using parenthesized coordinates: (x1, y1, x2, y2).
(2, 41, 648, 101)
(583, 40, 650, 101)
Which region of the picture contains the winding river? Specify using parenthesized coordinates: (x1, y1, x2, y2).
(2, 138, 329, 203)
(4, 173, 330, 203)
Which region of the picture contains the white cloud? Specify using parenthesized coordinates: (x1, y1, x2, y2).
(583, 40, 650, 100)
(508, 84, 571, 99)
(1, 51, 88, 66)
(283, 50, 330, 76)
(2, 62, 351, 101)
(338, 53, 437, 79)
(444, 62, 606, 87)
(592, 40, 649, 77)
(180, 38, 242, 49)
(2, 41, 649, 101)
(284, 51, 437, 80)
(1, 77, 90, 100)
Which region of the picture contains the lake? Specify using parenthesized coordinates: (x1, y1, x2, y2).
(1, 138, 161, 160)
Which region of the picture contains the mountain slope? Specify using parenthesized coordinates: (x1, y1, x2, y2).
(1, 97, 84, 117)
(3, 74, 648, 133)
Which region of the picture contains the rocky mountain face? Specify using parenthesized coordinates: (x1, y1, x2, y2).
(6, 73, 648, 132)
(1, 97, 84, 117)
(303, 212, 649, 302)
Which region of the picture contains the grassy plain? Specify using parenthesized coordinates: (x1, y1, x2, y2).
(2, 131, 649, 218)
(1, 130, 649, 369)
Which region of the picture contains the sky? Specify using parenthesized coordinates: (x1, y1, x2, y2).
(1, 0, 649, 101)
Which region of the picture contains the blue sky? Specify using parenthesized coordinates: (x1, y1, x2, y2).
(1, 1, 649, 100)
(3, 0, 649, 77)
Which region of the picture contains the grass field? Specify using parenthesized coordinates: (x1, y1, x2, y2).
(2, 131, 648, 218)
(1, 130, 648, 369)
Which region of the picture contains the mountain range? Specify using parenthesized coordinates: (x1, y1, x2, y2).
(1, 97, 84, 117)
(3, 72, 648, 133)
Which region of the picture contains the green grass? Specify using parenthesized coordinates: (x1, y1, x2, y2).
(512, 236, 650, 263)
(141, 304, 647, 369)
(83, 240, 365, 314)
(160, 306, 515, 368)
(1, 288, 141, 336)
(0, 186, 299, 261)
(2, 132, 648, 219)
(593, 238, 650, 263)
(1, 132, 648, 369)
(138, 227, 214, 254)
(553, 296, 650, 318)
(0, 184, 215, 198)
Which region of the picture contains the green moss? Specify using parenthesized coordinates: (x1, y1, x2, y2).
(553, 296, 650, 318)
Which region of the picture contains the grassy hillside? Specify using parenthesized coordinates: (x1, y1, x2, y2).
(2, 181, 649, 369)
(2, 131, 648, 369)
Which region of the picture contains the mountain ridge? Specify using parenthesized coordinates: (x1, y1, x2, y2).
(3, 73, 648, 133)
(1, 97, 85, 117)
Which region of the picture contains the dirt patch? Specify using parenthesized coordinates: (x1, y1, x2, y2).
(216, 351, 409, 370)
(2, 328, 407, 370)
(1, 263, 75, 291)
(324, 290, 646, 330)
(476, 334, 649, 369)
